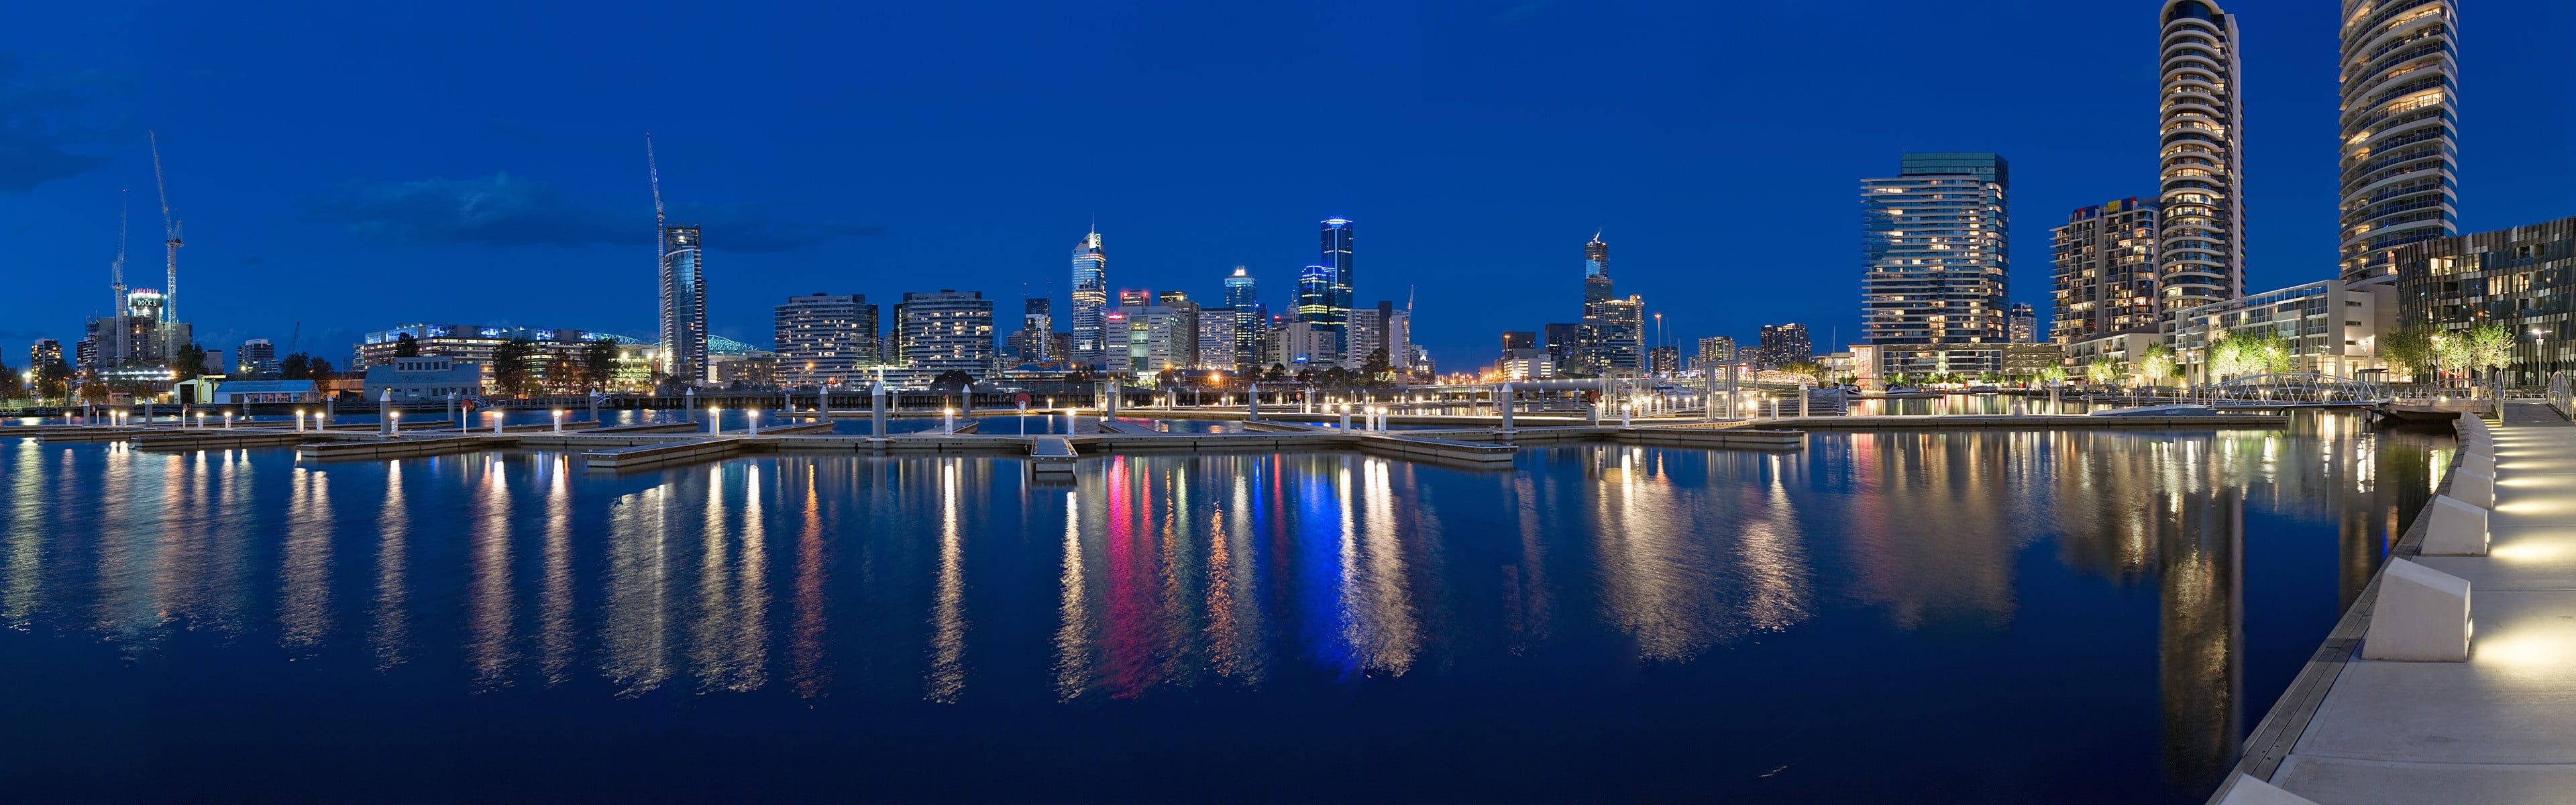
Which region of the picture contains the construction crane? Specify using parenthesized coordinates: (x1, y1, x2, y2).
(288, 321, 301, 357)
(109, 191, 127, 313)
(149, 131, 182, 361)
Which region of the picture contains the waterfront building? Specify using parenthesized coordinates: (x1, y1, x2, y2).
(2337, 0, 2459, 286)
(1862, 152, 2012, 377)
(355, 323, 626, 369)
(2051, 198, 2164, 343)
(1070, 229, 1109, 368)
(773, 292, 880, 386)
(658, 225, 709, 385)
(893, 290, 997, 382)
(2394, 215, 2576, 386)
(2159, 0, 2248, 309)
(2009, 303, 2039, 344)
(30, 338, 62, 372)
(207, 379, 320, 405)
(1648, 345, 1680, 376)
(361, 356, 485, 402)
(1501, 347, 1554, 380)
(2065, 333, 2162, 381)
(237, 338, 277, 376)
(1756, 323, 1813, 368)
(2002, 342, 2065, 379)
(1223, 266, 1260, 372)
(710, 350, 780, 386)
(2166, 280, 2393, 384)
(1696, 335, 1736, 368)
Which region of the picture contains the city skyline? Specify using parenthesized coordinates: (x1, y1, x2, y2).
(0, 1, 2570, 374)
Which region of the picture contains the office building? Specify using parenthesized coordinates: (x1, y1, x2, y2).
(1104, 302, 1199, 376)
(1501, 331, 1536, 356)
(1070, 228, 1109, 367)
(1757, 323, 1813, 367)
(1270, 321, 1336, 368)
(1195, 303, 1234, 370)
(2337, 0, 2459, 285)
(1223, 266, 1260, 372)
(893, 290, 997, 382)
(1348, 300, 1403, 370)
(773, 292, 880, 386)
(2394, 215, 2576, 386)
(1159, 290, 1201, 371)
(1577, 233, 1640, 372)
(1293, 219, 1356, 364)
(1862, 152, 2012, 376)
(2159, 0, 2247, 309)
(1010, 297, 1055, 364)
(657, 225, 708, 385)
(2051, 198, 2163, 343)
(1696, 335, 1736, 368)
(237, 338, 277, 376)
(1648, 345, 1679, 376)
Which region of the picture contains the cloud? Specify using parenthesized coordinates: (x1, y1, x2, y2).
(0, 54, 121, 194)
(317, 172, 881, 252)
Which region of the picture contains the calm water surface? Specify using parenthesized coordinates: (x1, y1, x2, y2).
(0, 414, 2444, 802)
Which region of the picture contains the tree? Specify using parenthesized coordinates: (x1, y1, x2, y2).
(490, 337, 540, 397)
(393, 333, 421, 358)
(2085, 356, 2123, 386)
(2432, 330, 2471, 380)
(172, 342, 211, 384)
(2037, 366, 2068, 384)
(35, 358, 72, 401)
(2208, 329, 2293, 380)
(580, 337, 619, 390)
(0, 356, 19, 400)
(1263, 363, 1287, 382)
(307, 357, 337, 400)
(280, 352, 314, 380)
(929, 370, 975, 394)
(2382, 325, 2438, 384)
(1362, 347, 1391, 381)
(2137, 344, 2176, 387)
(2466, 322, 2514, 395)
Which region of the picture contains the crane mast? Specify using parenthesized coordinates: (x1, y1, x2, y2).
(149, 131, 183, 362)
(110, 191, 127, 313)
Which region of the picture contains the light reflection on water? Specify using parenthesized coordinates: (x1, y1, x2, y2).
(0, 417, 2445, 802)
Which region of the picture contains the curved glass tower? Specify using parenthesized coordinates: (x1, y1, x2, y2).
(2157, 0, 2245, 311)
(2337, 0, 2459, 286)
(1069, 229, 1108, 368)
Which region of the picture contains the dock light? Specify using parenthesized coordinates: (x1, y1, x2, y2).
(747, 409, 760, 436)
(708, 407, 722, 435)
(490, 410, 505, 435)
(224, 412, 234, 429)
(295, 410, 307, 432)
(553, 409, 566, 433)
(195, 412, 205, 428)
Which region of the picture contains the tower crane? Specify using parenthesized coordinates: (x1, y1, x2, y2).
(109, 191, 127, 313)
(149, 131, 183, 362)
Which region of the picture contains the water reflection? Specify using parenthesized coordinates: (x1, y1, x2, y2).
(0, 417, 2452, 801)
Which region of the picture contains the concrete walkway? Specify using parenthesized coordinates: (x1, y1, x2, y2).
(2226, 402, 2576, 803)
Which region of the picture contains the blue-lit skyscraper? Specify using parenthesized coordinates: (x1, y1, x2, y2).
(1069, 228, 1108, 368)
(658, 225, 708, 384)
(1223, 266, 1259, 372)
(1297, 218, 1355, 364)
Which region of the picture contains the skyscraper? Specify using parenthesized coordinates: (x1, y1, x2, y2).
(2337, 0, 2459, 286)
(1757, 324, 1812, 367)
(30, 339, 63, 372)
(1862, 152, 2011, 377)
(1296, 219, 1356, 364)
(1223, 266, 1259, 372)
(1576, 233, 1639, 372)
(2158, 0, 2247, 309)
(1016, 297, 1054, 364)
(1069, 228, 1109, 367)
(657, 225, 708, 384)
(2051, 198, 2163, 344)
(2008, 303, 2039, 344)
(237, 338, 277, 376)
(1322, 217, 1354, 321)
(773, 292, 879, 386)
(1695, 336, 1735, 368)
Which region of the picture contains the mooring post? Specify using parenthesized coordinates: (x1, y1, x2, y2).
(447, 392, 458, 433)
(1499, 382, 1515, 433)
(1248, 383, 1261, 421)
(1340, 404, 1352, 431)
(589, 390, 602, 427)
(380, 388, 394, 437)
(871, 382, 888, 438)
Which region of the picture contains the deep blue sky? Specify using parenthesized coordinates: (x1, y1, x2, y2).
(3, 1, 2571, 370)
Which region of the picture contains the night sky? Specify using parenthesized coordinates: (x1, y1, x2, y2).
(3, 1, 2571, 371)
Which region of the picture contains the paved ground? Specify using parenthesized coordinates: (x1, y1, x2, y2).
(2253, 402, 2576, 803)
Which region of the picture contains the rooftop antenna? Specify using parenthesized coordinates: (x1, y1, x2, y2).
(109, 191, 128, 312)
(148, 131, 182, 335)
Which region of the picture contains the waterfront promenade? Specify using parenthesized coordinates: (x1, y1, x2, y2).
(2220, 402, 2576, 804)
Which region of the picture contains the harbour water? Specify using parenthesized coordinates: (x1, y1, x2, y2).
(0, 414, 2444, 801)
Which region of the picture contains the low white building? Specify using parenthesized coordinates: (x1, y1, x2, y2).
(209, 379, 321, 405)
(2165, 280, 2394, 384)
(362, 356, 486, 402)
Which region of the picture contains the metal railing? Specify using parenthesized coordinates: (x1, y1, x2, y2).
(2551, 372, 2573, 421)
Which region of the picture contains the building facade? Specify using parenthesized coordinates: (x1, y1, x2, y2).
(2394, 216, 2576, 386)
(361, 356, 485, 402)
(237, 338, 278, 376)
(773, 292, 879, 386)
(2337, 0, 2460, 286)
(30, 339, 62, 372)
(1017, 297, 1053, 364)
(2167, 280, 2394, 384)
(1576, 233, 1640, 372)
(1756, 323, 1813, 368)
(1862, 152, 2012, 376)
(658, 225, 708, 384)
(1070, 229, 1109, 368)
(1223, 266, 1260, 372)
(1696, 335, 1736, 368)
(2158, 0, 2248, 310)
(2008, 303, 2039, 343)
(2051, 198, 2163, 344)
(894, 290, 997, 382)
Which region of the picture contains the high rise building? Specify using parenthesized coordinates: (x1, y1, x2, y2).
(1223, 266, 1260, 372)
(237, 338, 277, 376)
(1295, 219, 1356, 364)
(1577, 233, 1631, 372)
(1862, 152, 2012, 376)
(1648, 346, 1679, 376)
(1348, 300, 1399, 370)
(1595, 296, 1644, 371)
(1013, 297, 1055, 364)
(657, 225, 709, 384)
(2008, 303, 2039, 343)
(2159, 0, 2248, 309)
(1107, 302, 1201, 374)
(2395, 215, 2576, 386)
(1696, 336, 1736, 368)
(82, 288, 185, 374)
(2337, 0, 2459, 286)
(1757, 324, 1813, 367)
(2051, 198, 2163, 344)
(1069, 228, 1109, 367)
(1542, 323, 1582, 374)
(1322, 217, 1354, 323)
(894, 290, 996, 382)
(1160, 290, 1201, 370)
(773, 292, 880, 386)
(30, 339, 63, 372)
